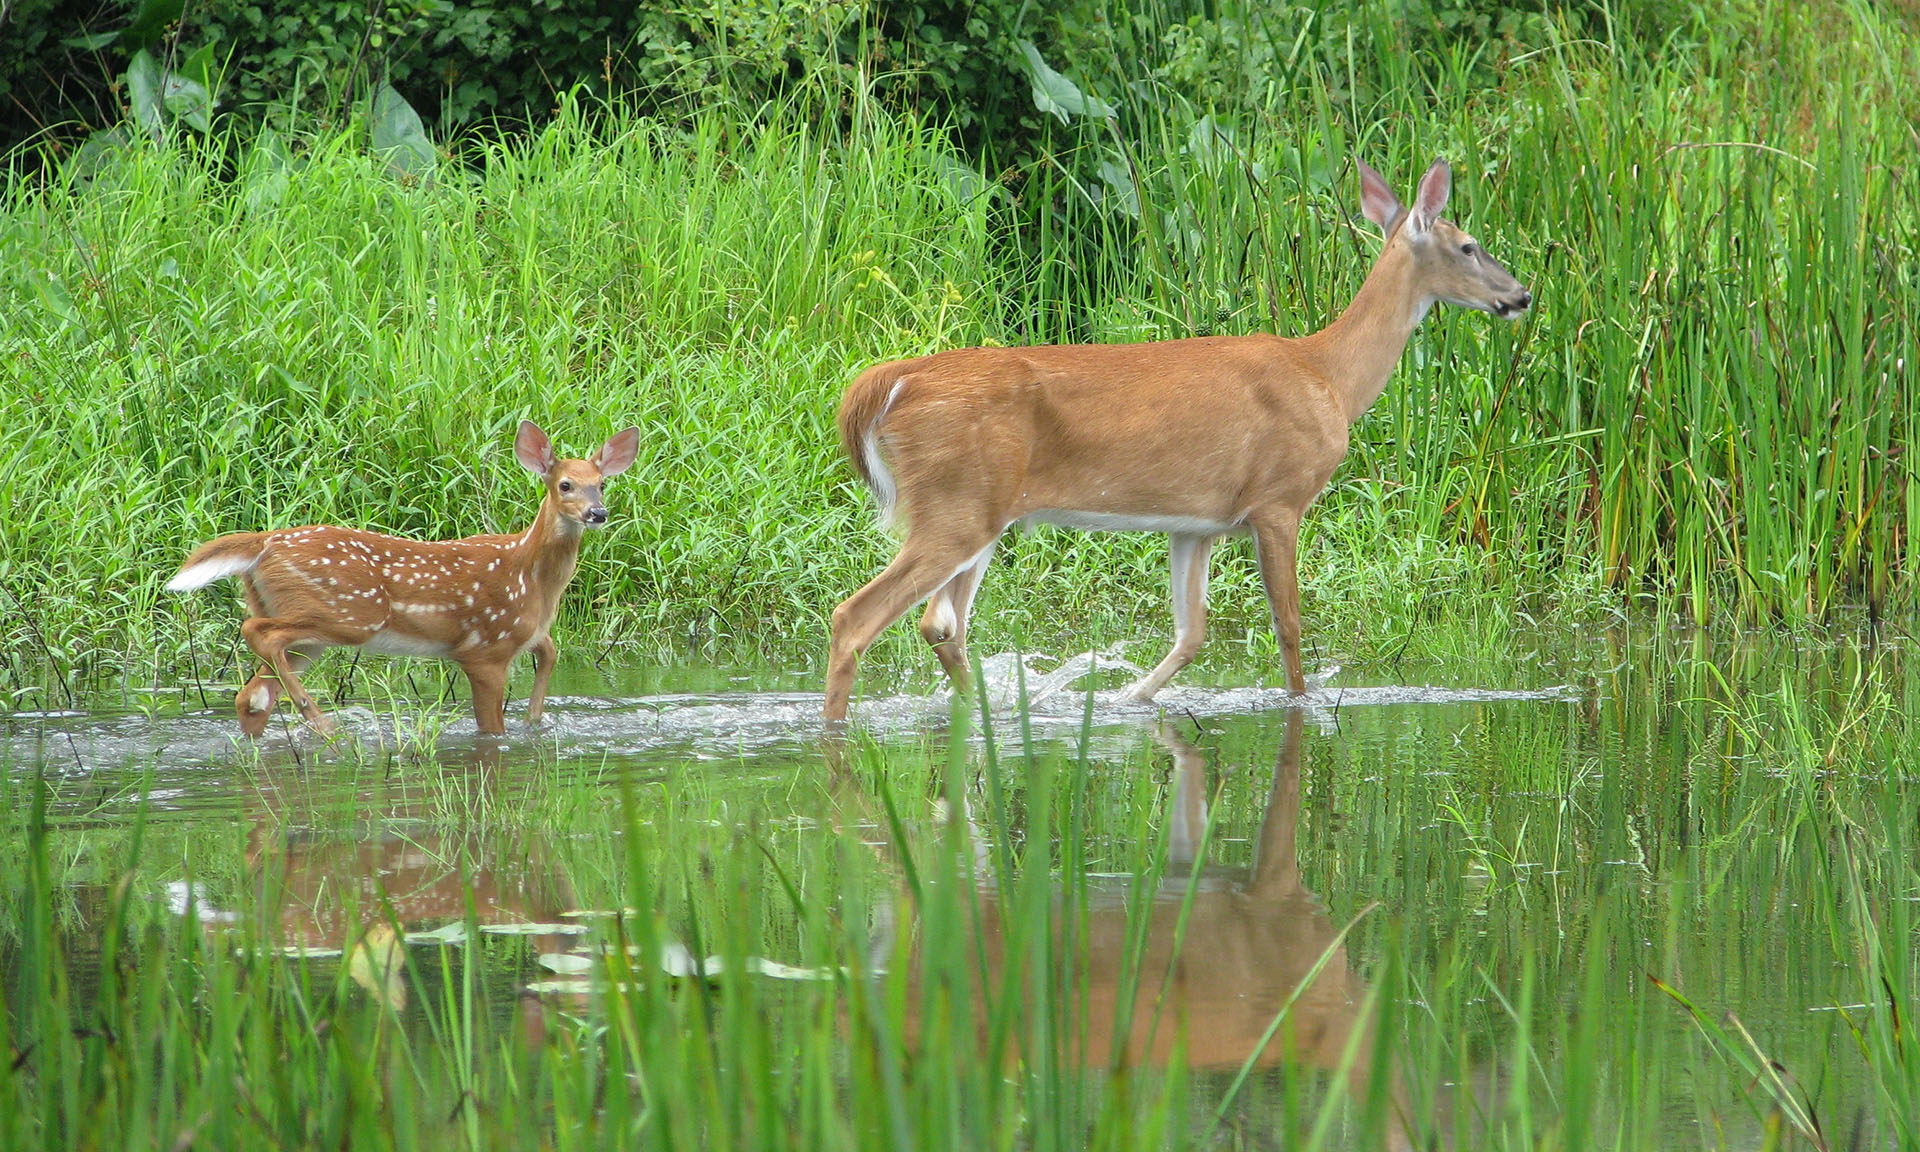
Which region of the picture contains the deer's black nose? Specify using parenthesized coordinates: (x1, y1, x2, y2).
(583, 506, 608, 526)
(1493, 289, 1532, 317)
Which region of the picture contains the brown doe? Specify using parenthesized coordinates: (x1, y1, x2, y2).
(825, 158, 1530, 721)
(166, 421, 640, 736)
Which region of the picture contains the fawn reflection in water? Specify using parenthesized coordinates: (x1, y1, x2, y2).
(195, 745, 576, 1030)
(847, 709, 1412, 1149)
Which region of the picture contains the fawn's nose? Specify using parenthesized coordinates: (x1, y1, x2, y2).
(583, 505, 609, 526)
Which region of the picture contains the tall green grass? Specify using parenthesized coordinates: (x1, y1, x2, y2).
(1029, 0, 1919, 627)
(2, 0, 1917, 705)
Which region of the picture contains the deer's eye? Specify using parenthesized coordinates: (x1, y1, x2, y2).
(1461, 242, 1478, 256)
(559, 480, 574, 493)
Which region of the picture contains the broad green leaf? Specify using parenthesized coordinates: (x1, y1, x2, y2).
(62, 31, 122, 50)
(932, 152, 999, 204)
(162, 74, 212, 133)
(69, 125, 132, 180)
(27, 269, 81, 326)
(404, 921, 468, 944)
(127, 50, 164, 134)
(241, 129, 292, 212)
(371, 85, 436, 179)
(1096, 156, 1138, 218)
(1185, 115, 1235, 168)
(1016, 40, 1113, 124)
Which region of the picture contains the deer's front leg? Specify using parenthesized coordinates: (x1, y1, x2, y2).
(524, 635, 558, 725)
(1250, 512, 1307, 694)
(235, 643, 327, 736)
(461, 657, 510, 734)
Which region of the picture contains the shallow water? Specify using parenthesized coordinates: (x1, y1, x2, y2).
(3, 634, 1913, 1147)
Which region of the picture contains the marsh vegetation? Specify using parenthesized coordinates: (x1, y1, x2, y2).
(3, 0, 1918, 1147)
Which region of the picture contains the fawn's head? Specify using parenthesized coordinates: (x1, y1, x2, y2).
(1360, 158, 1532, 320)
(514, 421, 641, 528)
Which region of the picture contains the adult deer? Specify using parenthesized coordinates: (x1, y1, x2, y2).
(166, 421, 640, 737)
(825, 158, 1529, 721)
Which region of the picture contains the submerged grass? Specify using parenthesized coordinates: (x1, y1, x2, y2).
(1, 0, 1917, 713)
(3, 637, 1919, 1148)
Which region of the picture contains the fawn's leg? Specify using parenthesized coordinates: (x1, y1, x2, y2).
(240, 622, 343, 736)
(524, 635, 558, 725)
(461, 657, 510, 734)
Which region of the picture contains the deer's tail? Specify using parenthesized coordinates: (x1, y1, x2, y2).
(837, 361, 911, 532)
(166, 533, 269, 591)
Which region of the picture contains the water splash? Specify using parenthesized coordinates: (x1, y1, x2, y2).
(2, 651, 1578, 775)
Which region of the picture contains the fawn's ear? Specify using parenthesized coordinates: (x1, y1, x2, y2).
(1357, 159, 1403, 234)
(515, 420, 557, 476)
(594, 427, 641, 478)
(1406, 159, 1451, 237)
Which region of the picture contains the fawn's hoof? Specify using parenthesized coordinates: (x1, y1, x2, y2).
(236, 684, 274, 737)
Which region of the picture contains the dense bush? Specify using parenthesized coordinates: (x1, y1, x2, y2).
(0, 0, 1061, 157)
(0, 1, 1710, 162)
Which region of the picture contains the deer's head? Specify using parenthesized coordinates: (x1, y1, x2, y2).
(1360, 158, 1532, 320)
(515, 420, 641, 529)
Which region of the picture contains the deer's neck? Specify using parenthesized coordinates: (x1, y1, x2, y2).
(1299, 243, 1432, 425)
(514, 499, 585, 612)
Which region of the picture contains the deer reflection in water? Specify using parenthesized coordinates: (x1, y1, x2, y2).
(188, 746, 576, 1033)
(846, 710, 1412, 1150)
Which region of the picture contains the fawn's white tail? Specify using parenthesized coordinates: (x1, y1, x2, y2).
(165, 535, 267, 591)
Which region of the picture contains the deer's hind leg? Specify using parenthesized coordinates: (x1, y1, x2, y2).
(918, 541, 997, 691)
(1124, 533, 1215, 702)
(236, 642, 324, 737)
(240, 619, 364, 737)
(826, 529, 1002, 723)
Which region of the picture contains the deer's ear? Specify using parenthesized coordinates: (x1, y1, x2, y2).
(594, 427, 641, 478)
(515, 420, 557, 476)
(1357, 159, 1403, 234)
(1407, 159, 1451, 236)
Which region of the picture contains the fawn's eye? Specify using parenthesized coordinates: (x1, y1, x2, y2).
(559, 480, 574, 493)
(1461, 242, 1478, 256)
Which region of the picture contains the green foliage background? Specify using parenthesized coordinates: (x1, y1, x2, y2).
(1, 0, 1917, 705)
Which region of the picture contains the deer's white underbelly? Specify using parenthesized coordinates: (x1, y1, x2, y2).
(361, 630, 454, 658)
(1019, 509, 1243, 535)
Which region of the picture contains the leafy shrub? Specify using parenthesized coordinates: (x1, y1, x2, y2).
(0, 0, 1061, 158)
